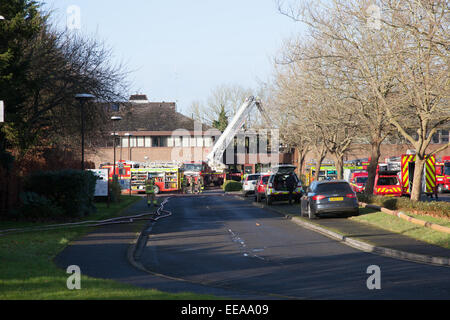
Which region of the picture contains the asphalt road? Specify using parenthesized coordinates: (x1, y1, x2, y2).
(140, 192, 450, 299)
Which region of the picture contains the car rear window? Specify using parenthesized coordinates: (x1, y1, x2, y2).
(247, 175, 260, 181)
(261, 176, 270, 184)
(316, 182, 352, 193)
(377, 177, 399, 186)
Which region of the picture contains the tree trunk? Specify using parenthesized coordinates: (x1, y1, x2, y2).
(333, 154, 344, 180)
(365, 140, 382, 195)
(410, 157, 425, 201)
(313, 146, 327, 182)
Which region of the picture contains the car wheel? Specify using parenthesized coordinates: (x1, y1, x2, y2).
(438, 185, 443, 194)
(256, 193, 261, 203)
(154, 185, 160, 195)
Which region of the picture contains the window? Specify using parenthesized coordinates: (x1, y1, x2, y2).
(432, 131, 440, 144)
(316, 182, 353, 193)
(441, 130, 449, 143)
(204, 137, 212, 147)
(160, 137, 168, 147)
(356, 177, 368, 184)
(130, 137, 136, 147)
(137, 136, 144, 147)
(110, 103, 119, 111)
(190, 137, 196, 147)
(174, 136, 181, 147)
(167, 137, 174, 147)
(377, 177, 399, 186)
(121, 137, 128, 148)
(152, 137, 159, 147)
(196, 137, 204, 147)
(142, 137, 150, 147)
(182, 136, 189, 147)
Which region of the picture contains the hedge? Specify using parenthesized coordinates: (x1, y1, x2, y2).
(223, 180, 243, 192)
(21, 170, 98, 219)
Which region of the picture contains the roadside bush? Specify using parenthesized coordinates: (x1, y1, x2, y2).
(109, 177, 122, 203)
(22, 170, 98, 219)
(222, 180, 242, 192)
(18, 192, 63, 220)
(357, 194, 450, 218)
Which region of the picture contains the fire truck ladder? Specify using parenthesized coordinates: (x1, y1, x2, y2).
(206, 96, 267, 170)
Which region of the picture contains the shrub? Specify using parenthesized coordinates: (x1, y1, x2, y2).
(222, 180, 242, 192)
(22, 170, 98, 219)
(109, 177, 122, 203)
(18, 192, 63, 220)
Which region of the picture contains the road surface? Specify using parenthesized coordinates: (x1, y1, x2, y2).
(139, 192, 450, 299)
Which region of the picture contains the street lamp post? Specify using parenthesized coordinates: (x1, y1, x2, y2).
(124, 133, 133, 196)
(111, 116, 122, 181)
(75, 93, 95, 170)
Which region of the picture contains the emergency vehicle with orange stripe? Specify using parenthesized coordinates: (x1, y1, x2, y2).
(400, 153, 437, 196)
(436, 156, 450, 193)
(373, 169, 403, 197)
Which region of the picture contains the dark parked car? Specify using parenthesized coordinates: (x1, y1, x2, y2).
(265, 165, 303, 205)
(300, 180, 359, 219)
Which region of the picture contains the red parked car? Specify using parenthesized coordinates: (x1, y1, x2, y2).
(254, 174, 271, 203)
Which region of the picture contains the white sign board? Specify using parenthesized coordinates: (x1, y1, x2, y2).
(88, 169, 109, 196)
(0, 101, 4, 123)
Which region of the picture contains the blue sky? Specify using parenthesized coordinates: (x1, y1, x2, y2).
(41, 0, 304, 114)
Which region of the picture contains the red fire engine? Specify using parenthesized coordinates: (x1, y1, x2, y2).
(436, 156, 450, 193)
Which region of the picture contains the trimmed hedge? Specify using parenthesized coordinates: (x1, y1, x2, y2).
(222, 180, 243, 192)
(21, 170, 98, 219)
(357, 194, 450, 218)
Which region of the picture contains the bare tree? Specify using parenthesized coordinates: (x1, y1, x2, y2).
(278, 0, 449, 200)
(188, 84, 254, 128)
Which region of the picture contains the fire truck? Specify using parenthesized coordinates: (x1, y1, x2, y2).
(304, 164, 338, 185)
(400, 153, 436, 196)
(100, 161, 132, 192)
(130, 163, 181, 194)
(345, 170, 368, 193)
(373, 168, 402, 197)
(180, 161, 224, 187)
(101, 161, 182, 194)
(436, 156, 450, 193)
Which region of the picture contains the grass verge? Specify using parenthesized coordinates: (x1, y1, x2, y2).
(351, 207, 450, 249)
(0, 195, 218, 300)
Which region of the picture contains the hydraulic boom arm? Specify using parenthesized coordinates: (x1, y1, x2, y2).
(206, 96, 264, 169)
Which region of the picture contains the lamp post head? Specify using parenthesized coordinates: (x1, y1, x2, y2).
(0, 16, 5, 20)
(111, 116, 122, 121)
(75, 93, 95, 101)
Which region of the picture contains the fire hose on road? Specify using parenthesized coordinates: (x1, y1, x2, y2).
(0, 198, 173, 237)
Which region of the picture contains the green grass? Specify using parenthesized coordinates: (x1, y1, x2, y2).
(351, 208, 450, 249)
(357, 194, 450, 218)
(0, 196, 218, 300)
